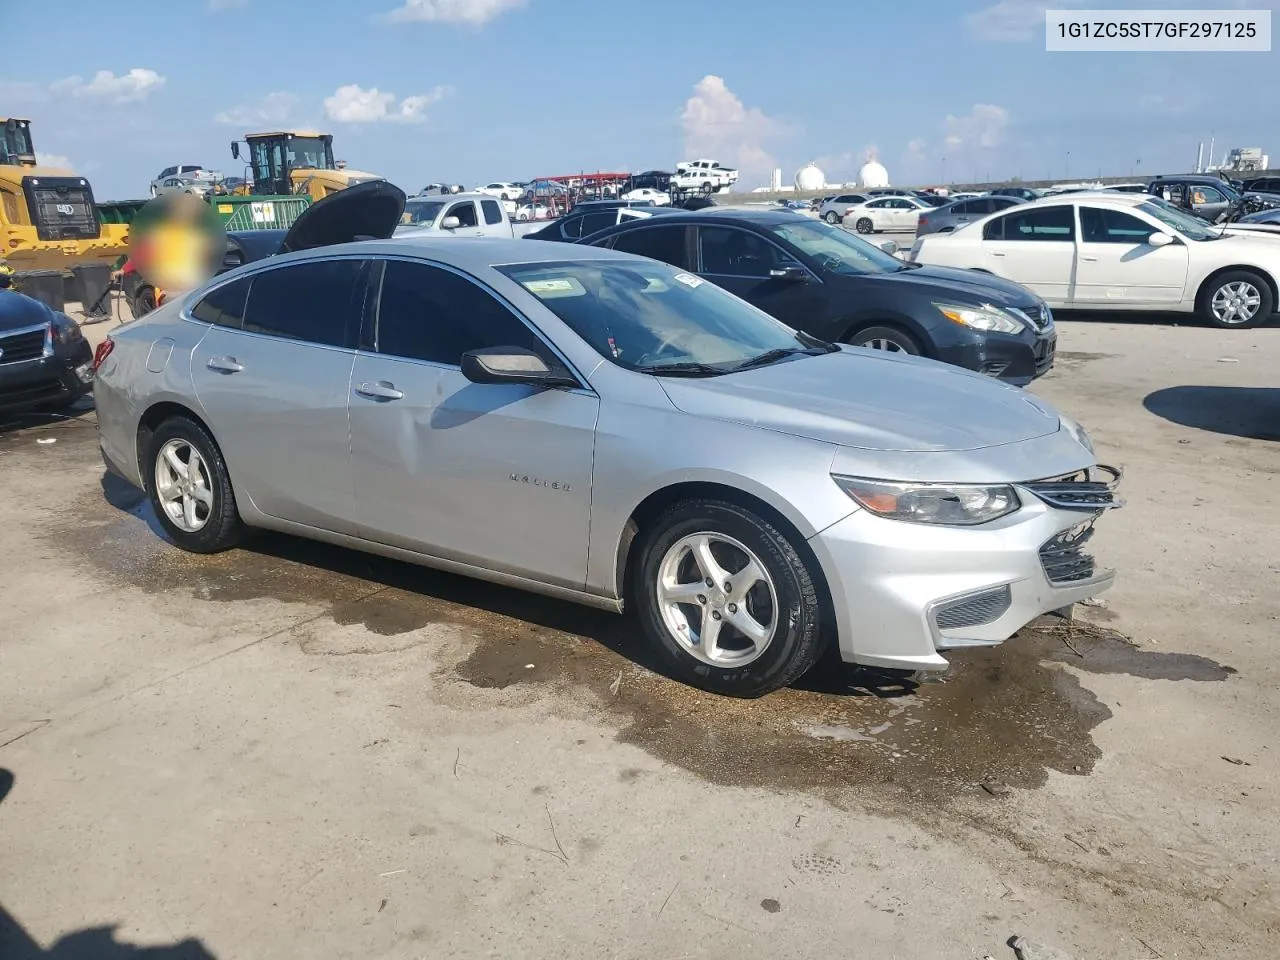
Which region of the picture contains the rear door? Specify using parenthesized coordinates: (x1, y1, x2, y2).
(347, 258, 598, 587)
(601, 223, 693, 269)
(189, 257, 369, 533)
(979, 205, 1076, 302)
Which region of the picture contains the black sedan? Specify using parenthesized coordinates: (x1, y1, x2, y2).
(581, 208, 1056, 385)
(0, 288, 94, 413)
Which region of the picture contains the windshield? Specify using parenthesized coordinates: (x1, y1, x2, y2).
(402, 199, 445, 226)
(286, 136, 334, 170)
(768, 219, 902, 276)
(1138, 200, 1217, 241)
(497, 259, 826, 374)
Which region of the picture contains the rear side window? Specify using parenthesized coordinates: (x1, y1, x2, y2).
(559, 216, 585, 240)
(481, 199, 503, 225)
(241, 259, 365, 348)
(984, 206, 1075, 241)
(578, 211, 617, 237)
(603, 225, 691, 269)
(190, 276, 251, 329)
(950, 200, 979, 215)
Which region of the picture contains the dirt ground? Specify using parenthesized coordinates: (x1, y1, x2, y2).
(0, 305, 1277, 960)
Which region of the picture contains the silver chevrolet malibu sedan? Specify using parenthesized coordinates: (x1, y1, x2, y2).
(92, 183, 1122, 697)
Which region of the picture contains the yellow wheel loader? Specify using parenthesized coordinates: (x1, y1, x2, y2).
(231, 131, 384, 202)
(0, 117, 129, 272)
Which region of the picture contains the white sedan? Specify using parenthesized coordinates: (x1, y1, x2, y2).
(842, 195, 932, 234)
(621, 187, 671, 205)
(908, 193, 1280, 329)
(475, 182, 523, 201)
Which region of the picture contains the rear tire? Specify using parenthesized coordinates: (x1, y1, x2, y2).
(145, 416, 244, 553)
(855, 217, 874, 234)
(632, 499, 827, 698)
(1197, 270, 1273, 329)
(846, 324, 922, 355)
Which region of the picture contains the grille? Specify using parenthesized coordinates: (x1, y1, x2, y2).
(1039, 522, 1098, 584)
(934, 585, 1013, 630)
(1024, 465, 1122, 512)
(22, 176, 101, 241)
(0, 326, 49, 365)
(1011, 303, 1054, 332)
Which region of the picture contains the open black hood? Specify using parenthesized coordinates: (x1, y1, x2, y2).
(279, 180, 406, 254)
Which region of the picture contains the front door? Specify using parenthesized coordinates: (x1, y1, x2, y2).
(1075, 205, 1189, 305)
(348, 258, 598, 588)
(980, 205, 1077, 303)
(188, 257, 369, 533)
(694, 224, 826, 333)
(442, 199, 486, 237)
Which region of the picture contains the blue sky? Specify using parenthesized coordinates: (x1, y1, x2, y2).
(2, 0, 1276, 198)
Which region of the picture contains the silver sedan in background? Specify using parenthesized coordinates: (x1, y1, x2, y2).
(91, 182, 1121, 698)
(915, 194, 1026, 237)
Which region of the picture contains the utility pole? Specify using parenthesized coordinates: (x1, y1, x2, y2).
(1065, 150, 1071, 180)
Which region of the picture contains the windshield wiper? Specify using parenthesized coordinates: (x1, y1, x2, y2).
(730, 346, 823, 372)
(635, 361, 727, 377)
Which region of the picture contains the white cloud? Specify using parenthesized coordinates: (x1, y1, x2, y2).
(964, 0, 1085, 41)
(323, 84, 452, 124)
(51, 68, 165, 104)
(379, 0, 526, 25)
(214, 92, 300, 127)
(680, 75, 787, 187)
(906, 137, 927, 161)
(942, 103, 1010, 150)
(208, 0, 247, 9)
(35, 152, 73, 170)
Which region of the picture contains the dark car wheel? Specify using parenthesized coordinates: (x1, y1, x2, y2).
(146, 416, 244, 553)
(824, 211, 840, 224)
(1197, 270, 1273, 329)
(855, 217, 874, 234)
(632, 498, 827, 698)
(132, 285, 158, 319)
(847, 325, 922, 355)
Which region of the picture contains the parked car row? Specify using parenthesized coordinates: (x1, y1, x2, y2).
(89, 180, 1122, 698)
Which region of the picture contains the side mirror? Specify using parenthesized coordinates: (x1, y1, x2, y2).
(769, 264, 808, 282)
(1148, 232, 1174, 247)
(441, 216, 461, 230)
(879, 240, 900, 255)
(230, 142, 240, 160)
(460, 346, 577, 389)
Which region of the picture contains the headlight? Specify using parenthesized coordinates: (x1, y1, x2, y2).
(1060, 415, 1095, 455)
(833, 475, 1020, 526)
(933, 301, 1026, 335)
(51, 317, 85, 346)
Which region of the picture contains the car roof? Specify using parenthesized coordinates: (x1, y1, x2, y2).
(278, 236, 648, 271)
(1021, 192, 1150, 209)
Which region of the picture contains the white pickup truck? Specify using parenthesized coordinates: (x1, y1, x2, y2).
(393, 192, 525, 238)
(672, 158, 739, 194)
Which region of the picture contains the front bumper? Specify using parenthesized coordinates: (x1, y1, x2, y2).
(934, 322, 1056, 387)
(807, 465, 1121, 672)
(0, 339, 94, 412)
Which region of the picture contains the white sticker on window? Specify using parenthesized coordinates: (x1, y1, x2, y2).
(673, 272, 703, 288)
(523, 278, 575, 294)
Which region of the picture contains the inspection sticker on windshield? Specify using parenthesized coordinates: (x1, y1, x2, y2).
(673, 272, 704, 288)
(522, 278, 579, 296)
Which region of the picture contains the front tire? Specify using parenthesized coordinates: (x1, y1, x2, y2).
(146, 416, 243, 553)
(1198, 270, 1273, 329)
(824, 211, 840, 224)
(632, 499, 827, 698)
(855, 217, 874, 234)
(846, 324, 922, 355)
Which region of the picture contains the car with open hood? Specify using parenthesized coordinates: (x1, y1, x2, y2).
(90, 183, 1121, 698)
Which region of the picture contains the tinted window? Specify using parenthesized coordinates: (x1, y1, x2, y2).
(481, 199, 503, 225)
(241, 259, 365, 347)
(604, 225, 690, 269)
(374, 260, 545, 366)
(579, 211, 617, 238)
(447, 202, 478, 228)
(984, 206, 1075, 241)
(190, 276, 250, 329)
(559, 216, 585, 240)
(990, 197, 1019, 211)
(1080, 207, 1156, 243)
(951, 200, 983, 215)
(699, 226, 784, 277)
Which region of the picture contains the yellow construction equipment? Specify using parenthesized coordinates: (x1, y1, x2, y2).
(231, 131, 384, 202)
(0, 117, 129, 271)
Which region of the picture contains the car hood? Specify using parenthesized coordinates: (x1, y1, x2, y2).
(658, 347, 1061, 452)
(855, 263, 1039, 306)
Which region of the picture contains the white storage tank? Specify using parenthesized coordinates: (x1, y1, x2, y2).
(795, 162, 825, 191)
(859, 160, 889, 188)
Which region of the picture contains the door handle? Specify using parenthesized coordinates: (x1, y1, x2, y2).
(991, 251, 1006, 257)
(356, 380, 404, 401)
(206, 356, 243, 373)
(1082, 255, 1099, 262)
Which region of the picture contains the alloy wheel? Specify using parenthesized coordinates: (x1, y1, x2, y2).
(154, 438, 214, 533)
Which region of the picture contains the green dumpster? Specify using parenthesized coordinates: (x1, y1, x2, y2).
(210, 195, 311, 231)
(96, 200, 150, 226)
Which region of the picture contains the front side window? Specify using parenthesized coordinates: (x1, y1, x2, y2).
(241, 259, 365, 347)
(447, 202, 479, 228)
(1080, 207, 1157, 244)
(984, 206, 1075, 241)
(698, 226, 784, 277)
(602, 225, 691, 269)
(373, 260, 545, 366)
(497, 259, 823, 374)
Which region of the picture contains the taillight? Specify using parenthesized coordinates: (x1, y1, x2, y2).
(92, 337, 115, 372)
